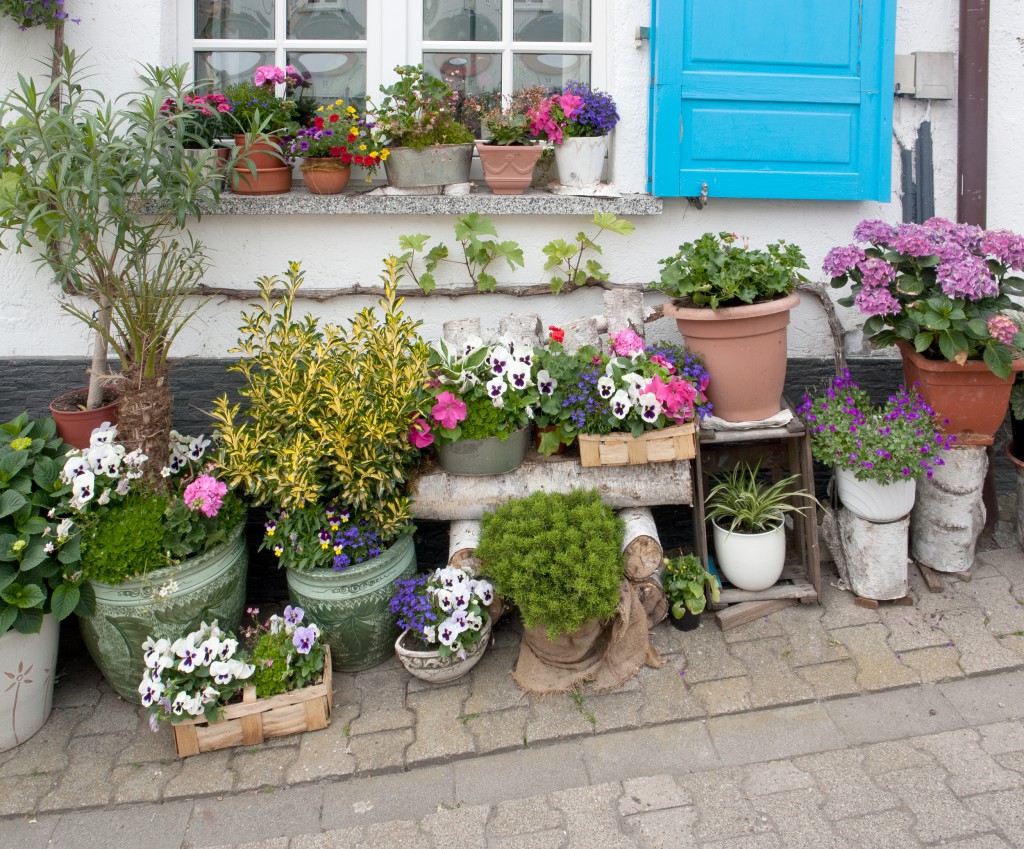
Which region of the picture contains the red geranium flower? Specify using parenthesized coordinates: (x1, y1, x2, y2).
(548, 325, 565, 343)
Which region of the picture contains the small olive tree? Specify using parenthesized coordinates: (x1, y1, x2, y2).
(0, 50, 228, 475)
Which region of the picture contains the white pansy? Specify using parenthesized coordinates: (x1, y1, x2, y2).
(488, 346, 512, 376)
(89, 421, 117, 447)
(507, 361, 532, 391)
(465, 611, 483, 631)
(200, 686, 220, 705)
(597, 376, 615, 399)
(210, 661, 233, 684)
(470, 579, 495, 605)
(142, 637, 172, 670)
(188, 434, 211, 461)
(185, 694, 206, 716)
(229, 659, 255, 680)
(486, 376, 507, 407)
(138, 673, 164, 707)
(56, 518, 74, 542)
(537, 369, 557, 395)
(96, 488, 111, 506)
(462, 335, 484, 357)
(62, 454, 88, 484)
(638, 392, 662, 423)
(622, 372, 647, 402)
(218, 637, 238, 660)
(170, 691, 190, 716)
(610, 389, 632, 420)
(123, 449, 147, 479)
(422, 624, 436, 643)
(435, 588, 456, 613)
(71, 471, 96, 507)
(515, 344, 535, 367)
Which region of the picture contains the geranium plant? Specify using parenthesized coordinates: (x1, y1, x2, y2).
(225, 64, 310, 136)
(527, 81, 619, 144)
(424, 337, 538, 445)
(161, 92, 233, 148)
(824, 217, 1024, 378)
(243, 605, 326, 698)
(651, 231, 809, 308)
(797, 371, 956, 483)
(284, 99, 389, 175)
(464, 85, 550, 146)
(369, 64, 474, 149)
(390, 565, 494, 658)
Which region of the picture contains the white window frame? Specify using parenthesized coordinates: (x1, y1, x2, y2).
(176, 1, 605, 95)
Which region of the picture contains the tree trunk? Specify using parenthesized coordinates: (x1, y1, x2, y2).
(117, 362, 172, 483)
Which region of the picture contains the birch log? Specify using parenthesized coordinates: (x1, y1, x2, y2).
(822, 508, 909, 600)
(632, 572, 668, 628)
(448, 520, 482, 568)
(561, 316, 604, 354)
(442, 317, 482, 348)
(498, 313, 542, 346)
(603, 289, 645, 338)
(911, 446, 987, 573)
(618, 507, 663, 580)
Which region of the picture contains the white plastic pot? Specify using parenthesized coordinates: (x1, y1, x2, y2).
(711, 520, 786, 591)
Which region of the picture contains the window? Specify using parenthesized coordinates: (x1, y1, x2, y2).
(180, 1, 604, 104)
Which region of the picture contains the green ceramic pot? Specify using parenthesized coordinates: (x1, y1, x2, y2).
(436, 427, 530, 476)
(77, 520, 249, 702)
(286, 532, 416, 672)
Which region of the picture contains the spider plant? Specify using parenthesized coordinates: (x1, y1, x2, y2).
(704, 461, 817, 535)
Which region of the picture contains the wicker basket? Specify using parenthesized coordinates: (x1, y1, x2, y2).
(577, 422, 697, 467)
(171, 646, 333, 757)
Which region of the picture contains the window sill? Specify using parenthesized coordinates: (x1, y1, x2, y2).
(204, 186, 664, 216)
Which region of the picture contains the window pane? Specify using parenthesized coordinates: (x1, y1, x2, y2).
(195, 0, 274, 39)
(513, 53, 590, 90)
(423, 52, 502, 97)
(424, 1, 501, 41)
(287, 0, 366, 40)
(286, 51, 367, 103)
(195, 50, 275, 90)
(514, 0, 590, 43)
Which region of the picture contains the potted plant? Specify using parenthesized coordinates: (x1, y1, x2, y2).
(212, 259, 430, 672)
(704, 461, 818, 592)
(650, 231, 809, 422)
(662, 553, 720, 631)
(369, 64, 475, 189)
(423, 337, 538, 475)
(527, 81, 619, 187)
(534, 328, 711, 463)
(797, 371, 956, 522)
(0, 413, 91, 751)
(465, 86, 549, 195)
(824, 217, 1024, 443)
(474, 489, 623, 678)
(52, 425, 247, 702)
(284, 99, 389, 194)
(390, 565, 495, 683)
(0, 55, 227, 460)
(141, 609, 332, 757)
(161, 89, 234, 185)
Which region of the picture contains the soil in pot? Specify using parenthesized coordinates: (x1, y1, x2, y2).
(49, 387, 120, 450)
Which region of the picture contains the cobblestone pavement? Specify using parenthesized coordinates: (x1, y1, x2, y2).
(1, 508, 1023, 847)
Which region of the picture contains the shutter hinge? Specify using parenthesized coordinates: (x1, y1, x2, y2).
(687, 182, 709, 210)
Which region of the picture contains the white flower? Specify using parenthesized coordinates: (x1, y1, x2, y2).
(175, 640, 200, 673)
(61, 454, 89, 484)
(437, 616, 466, 646)
(115, 477, 131, 496)
(435, 589, 456, 613)
(185, 694, 206, 716)
(515, 345, 535, 367)
(507, 361, 532, 391)
(55, 518, 74, 542)
(96, 488, 111, 506)
(638, 392, 662, 423)
(488, 346, 512, 376)
(210, 660, 233, 685)
(89, 422, 117, 447)
(71, 471, 96, 508)
(43, 541, 55, 555)
(422, 624, 436, 644)
(160, 467, 172, 479)
(435, 566, 469, 589)
(597, 376, 615, 399)
(156, 579, 179, 599)
(462, 335, 484, 357)
(537, 370, 558, 395)
(622, 373, 647, 402)
(269, 615, 285, 635)
(188, 435, 211, 461)
(142, 637, 173, 670)
(229, 659, 255, 680)
(486, 376, 507, 406)
(465, 611, 483, 631)
(123, 450, 147, 480)
(138, 673, 164, 707)
(470, 579, 494, 605)
(610, 389, 632, 420)
(170, 691, 190, 716)
(200, 686, 220, 705)
(218, 637, 238, 660)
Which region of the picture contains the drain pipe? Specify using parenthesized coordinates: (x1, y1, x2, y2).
(957, 0, 989, 227)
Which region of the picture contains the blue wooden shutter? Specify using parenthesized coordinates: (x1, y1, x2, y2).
(648, 0, 896, 201)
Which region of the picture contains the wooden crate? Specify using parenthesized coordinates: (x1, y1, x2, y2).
(171, 646, 333, 757)
(578, 422, 696, 467)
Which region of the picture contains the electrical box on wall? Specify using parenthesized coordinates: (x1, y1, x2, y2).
(894, 52, 955, 99)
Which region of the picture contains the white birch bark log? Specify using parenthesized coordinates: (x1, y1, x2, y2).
(498, 314, 542, 347)
(822, 508, 909, 600)
(617, 507, 663, 580)
(602, 289, 645, 339)
(561, 316, 605, 354)
(442, 317, 482, 348)
(448, 520, 482, 568)
(632, 572, 668, 628)
(910, 446, 987, 573)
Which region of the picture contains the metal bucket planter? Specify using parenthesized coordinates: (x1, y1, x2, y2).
(437, 427, 530, 476)
(0, 615, 59, 752)
(286, 532, 416, 672)
(77, 520, 249, 702)
(384, 143, 473, 188)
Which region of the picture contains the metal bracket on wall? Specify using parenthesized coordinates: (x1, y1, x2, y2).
(687, 183, 709, 210)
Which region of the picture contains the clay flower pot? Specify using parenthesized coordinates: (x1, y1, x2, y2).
(301, 159, 351, 195)
(49, 387, 119, 450)
(476, 143, 543, 195)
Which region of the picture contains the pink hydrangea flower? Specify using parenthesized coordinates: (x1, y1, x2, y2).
(609, 328, 645, 357)
(183, 475, 228, 518)
(987, 314, 1018, 347)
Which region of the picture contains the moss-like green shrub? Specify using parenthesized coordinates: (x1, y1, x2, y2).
(81, 493, 168, 584)
(475, 489, 623, 639)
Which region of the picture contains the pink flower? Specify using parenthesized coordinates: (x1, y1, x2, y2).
(609, 328, 646, 357)
(253, 65, 286, 87)
(649, 354, 675, 373)
(987, 314, 1018, 347)
(409, 417, 435, 448)
(431, 392, 468, 430)
(183, 474, 228, 518)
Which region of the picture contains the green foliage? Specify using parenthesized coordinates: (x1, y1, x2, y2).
(543, 213, 636, 293)
(651, 232, 809, 308)
(163, 489, 245, 561)
(212, 259, 429, 568)
(370, 65, 473, 149)
(705, 461, 818, 535)
(79, 493, 169, 585)
(248, 612, 326, 698)
(1011, 375, 1024, 421)
(475, 490, 623, 640)
(223, 80, 300, 136)
(662, 553, 719, 618)
(0, 413, 90, 635)
(463, 86, 550, 146)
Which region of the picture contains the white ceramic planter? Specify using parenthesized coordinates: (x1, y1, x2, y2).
(554, 135, 609, 186)
(712, 520, 786, 591)
(835, 467, 916, 523)
(394, 616, 492, 683)
(0, 614, 59, 752)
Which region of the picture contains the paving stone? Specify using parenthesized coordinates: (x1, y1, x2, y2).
(73, 690, 143, 736)
(462, 645, 526, 714)
(691, 676, 753, 715)
(721, 614, 785, 644)
(0, 706, 89, 776)
(0, 773, 56, 816)
(406, 683, 475, 763)
(321, 765, 455, 830)
(582, 689, 645, 733)
(958, 575, 1024, 635)
(647, 618, 690, 657)
(635, 662, 706, 725)
(347, 728, 413, 773)
(490, 794, 563, 837)
(939, 670, 1024, 725)
(979, 721, 1024, 755)
(878, 604, 958, 652)
(942, 836, 1015, 849)
(750, 787, 852, 849)
(899, 645, 965, 682)
(739, 760, 814, 798)
(204, 839, 291, 849)
(347, 665, 414, 736)
(967, 788, 1024, 848)
(707, 702, 844, 766)
(549, 783, 639, 849)
(467, 707, 530, 755)
(818, 581, 882, 630)
(286, 718, 357, 783)
(875, 765, 990, 843)
(487, 830, 568, 849)
(998, 632, 1024, 659)
(455, 742, 588, 806)
(37, 733, 122, 811)
(832, 810, 921, 849)
(293, 827, 365, 849)
(115, 723, 180, 765)
(355, 819, 429, 849)
(421, 802, 490, 845)
(994, 751, 1024, 775)
(935, 612, 1024, 675)
(165, 749, 236, 798)
(727, 637, 815, 709)
(47, 801, 193, 849)
(791, 749, 898, 820)
(911, 727, 1022, 794)
(677, 769, 773, 841)
(525, 693, 601, 742)
(860, 740, 937, 775)
(231, 745, 300, 791)
(582, 721, 719, 784)
(618, 774, 692, 815)
(796, 660, 861, 699)
(773, 605, 851, 668)
(700, 836, 781, 849)
(0, 813, 59, 849)
(111, 762, 178, 804)
(676, 624, 749, 684)
(830, 623, 920, 690)
(824, 684, 962, 746)
(980, 548, 1024, 587)
(187, 787, 325, 847)
(624, 805, 699, 848)
(51, 663, 103, 709)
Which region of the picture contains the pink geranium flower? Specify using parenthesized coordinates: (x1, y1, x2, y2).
(183, 474, 228, 518)
(431, 392, 468, 430)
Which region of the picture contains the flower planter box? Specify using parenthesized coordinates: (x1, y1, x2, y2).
(578, 422, 696, 467)
(171, 646, 333, 757)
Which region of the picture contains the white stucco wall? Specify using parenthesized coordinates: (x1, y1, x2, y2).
(2, 1, 1023, 362)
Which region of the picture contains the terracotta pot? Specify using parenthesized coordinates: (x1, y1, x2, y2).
(232, 134, 284, 169)
(230, 164, 293, 195)
(301, 159, 351, 194)
(476, 143, 543, 195)
(663, 293, 800, 422)
(896, 340, 1024, 445)
(49, 388, 119, 450)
